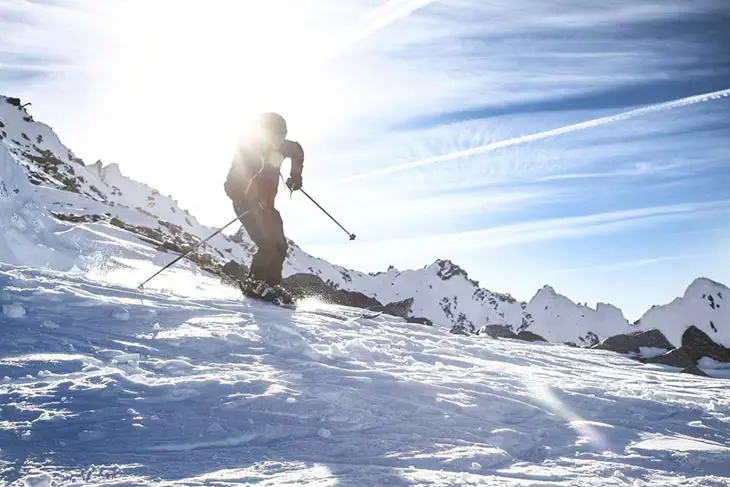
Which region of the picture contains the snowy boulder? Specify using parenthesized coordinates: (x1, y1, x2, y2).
(594, 329, 673, 355)
(681, 363, 710, 377)
(516, 330, 547, 342)
(406, 316, 434, 326)
(641, 348, 695, 369)
(477, 325, 517, 339)
(450, 324, 471, 336)
(681, 326, 730, 363)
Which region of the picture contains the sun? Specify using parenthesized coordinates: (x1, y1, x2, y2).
(110, 1, 342, 142)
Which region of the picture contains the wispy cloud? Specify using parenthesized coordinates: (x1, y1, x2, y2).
(308, 199, 730, 256)
(334, 88, 730, 184)
(550, 253, 708, 275)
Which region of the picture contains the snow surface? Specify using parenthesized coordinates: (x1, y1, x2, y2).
(2, 262, 730, 486)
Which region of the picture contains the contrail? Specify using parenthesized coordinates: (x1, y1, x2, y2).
(321, 0, 440, 61)
(334, 87, 730, 184)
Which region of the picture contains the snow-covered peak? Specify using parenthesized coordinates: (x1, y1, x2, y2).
(101, 161, 124, 181)
(684, 277, 728, 299)
(0, 95, 80, 167)
(429, 258, 478, 285)
(522, 283, 631, 346)
(634, 277, 729, 347)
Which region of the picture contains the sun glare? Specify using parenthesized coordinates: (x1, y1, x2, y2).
(110, 1, 340, 142)
(85, 0, 354, 225)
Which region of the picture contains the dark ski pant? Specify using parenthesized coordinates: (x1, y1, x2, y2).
(233, 201, 288, 286)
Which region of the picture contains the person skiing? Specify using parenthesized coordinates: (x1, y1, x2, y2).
(223, 112, 303, 304)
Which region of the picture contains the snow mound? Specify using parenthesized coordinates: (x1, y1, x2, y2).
(0, 143, 76, 270)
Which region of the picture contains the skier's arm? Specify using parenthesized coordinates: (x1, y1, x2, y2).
(281, 140, 304, 190)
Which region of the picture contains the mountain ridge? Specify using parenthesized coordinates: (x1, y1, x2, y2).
(1, 93, 727, 350)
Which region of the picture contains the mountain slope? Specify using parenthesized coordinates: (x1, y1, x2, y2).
(1, 263, 729, 486)
(0, 94, 728, 350)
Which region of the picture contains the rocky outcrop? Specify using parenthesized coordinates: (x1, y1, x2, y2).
(474, 325, 546, 343)
(406, 316, 433, 326)
(681, 326, 730, 363)
(641, 348, 695, 369)
(516, 330, 547, 342)
(594, 329, 673, 354)
(477, 325, 518, 340)
(681, 364, 710, 377)
(450, 324, 471, 336)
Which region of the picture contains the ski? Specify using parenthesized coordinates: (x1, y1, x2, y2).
(236, 280, 384, 320)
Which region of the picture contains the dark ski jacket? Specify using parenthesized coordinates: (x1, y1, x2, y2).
(224, 138, 304, 208)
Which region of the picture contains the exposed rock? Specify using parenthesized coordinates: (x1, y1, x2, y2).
(594, 329, 673, 354)
(477, 325, 517, 340)
(516, 331, 547, 342)
(378, 297, 414, 319)
(434, 259, 476, 285)
(579, 331, 600, 347)
(641, 348, 695, 369)
(681, 326, 730, 363)
(406, 316, 433, 326)
(450, 324, 470, 336)
(682, 364, 709, 377)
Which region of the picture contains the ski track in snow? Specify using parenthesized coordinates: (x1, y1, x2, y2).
(1, 264, 730, 486)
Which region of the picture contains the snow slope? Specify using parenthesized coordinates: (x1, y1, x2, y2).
(2, 262, 730, 486)
(1, 93, 728, 349)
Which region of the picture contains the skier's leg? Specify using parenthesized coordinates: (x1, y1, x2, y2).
(264, 208, 288, 286)
(233, 201, 269, 282)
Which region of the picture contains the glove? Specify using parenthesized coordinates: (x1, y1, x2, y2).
(286, 174, 302, 192)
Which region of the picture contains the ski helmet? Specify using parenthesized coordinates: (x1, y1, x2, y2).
(259, 112, 287, 138)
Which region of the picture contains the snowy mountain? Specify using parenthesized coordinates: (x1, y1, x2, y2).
(1, 94, 728, 356)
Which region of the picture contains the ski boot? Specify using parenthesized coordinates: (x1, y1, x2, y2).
(238, 278, 294, 306)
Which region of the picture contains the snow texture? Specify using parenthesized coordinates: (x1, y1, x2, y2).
(1, 263, 730, 486)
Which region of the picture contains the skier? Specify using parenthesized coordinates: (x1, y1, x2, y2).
(223, 112, 304, 304)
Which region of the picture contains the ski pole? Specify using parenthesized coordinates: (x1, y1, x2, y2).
(136, 210, 248, 290)
(300, 188, 356, 241)
(279, 173, 356, 241)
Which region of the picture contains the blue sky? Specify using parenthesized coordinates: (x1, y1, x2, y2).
(2, 0, 729, 319)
